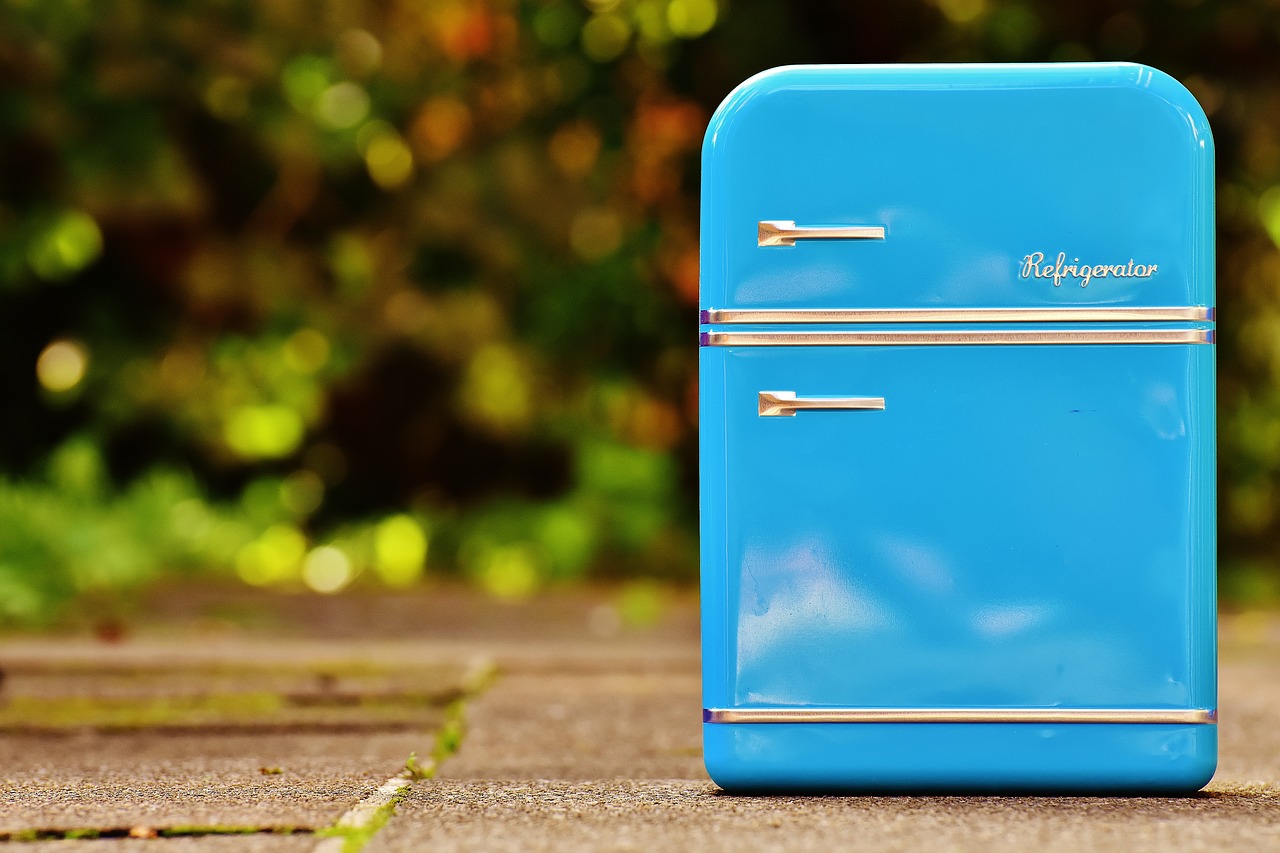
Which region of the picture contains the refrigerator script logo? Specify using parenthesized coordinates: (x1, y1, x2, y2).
(1020, 252, 1158, 288)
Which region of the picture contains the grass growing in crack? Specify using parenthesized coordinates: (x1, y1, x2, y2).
(159, 825, 301, 837)
(403, 751, 432, 781)
(431, 700, 467, 766)
(316, 787, 409, 853)
(401, 698, 469, 781)
(316, 696, 476, 852)
(0, 689, 460, 733)
(3, 663, 493, 850)
(0, 825, 306, 842)
(0, 660, 478, 734)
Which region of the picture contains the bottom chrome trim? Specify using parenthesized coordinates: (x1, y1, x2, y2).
(701, 329, 1214, 347)
(703, 708, 1217, 725)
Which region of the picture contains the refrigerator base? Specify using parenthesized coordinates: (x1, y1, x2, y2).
(703, 721, 1217, 794)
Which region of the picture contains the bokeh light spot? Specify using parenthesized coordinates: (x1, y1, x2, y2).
(581, 14, 631, 62)
(479, 545, 540, 600)
(280, 470, 325, 517)
(374, 515, 429, 587)
(1259, 186, 1280, 249)
(28, 211, 103, 281)
(47, 437, 107, 496)
(936, 0, 987, 24)
(533, 3, 580, 47)
(282, 55, 333, 112)
(1230, 481, 1275, 534)
(364, 132, 415, 189)
(617, 580, 664, 628)
(236, 525, 307, 586)
(411, 97, 472, 161)
(315, 81, 370, 129)
(204, 75, 250, 120)
(548, 121, 602, 177)
(225, 405, 305, 459)
(537, 507, 595, 578)
(355, 119, 395, 154)
(460, 344, 533, 432)
(36, 340, 89, 392)
(159, 346, 206, 395)
(302, 545, 353, 593)
(666, 0, 717, 38)
(328, 231, 376, 299)
(283, 328, 331, 374)
(570, 207, 623, 260)
(337, 29, 383, 77)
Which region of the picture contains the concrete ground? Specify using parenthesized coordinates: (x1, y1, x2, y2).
(2, 586, 1278, 851)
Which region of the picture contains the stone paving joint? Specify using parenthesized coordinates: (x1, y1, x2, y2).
(310, 659, 491, 853)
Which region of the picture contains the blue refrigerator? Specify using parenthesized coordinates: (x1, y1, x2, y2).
(698, 63, 1216, 792)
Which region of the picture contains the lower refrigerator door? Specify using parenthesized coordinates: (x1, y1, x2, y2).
(699, 340, 1216, 792)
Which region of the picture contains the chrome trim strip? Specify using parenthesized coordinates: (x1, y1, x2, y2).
(701, 306, 1214, 324)
(702, 329, 1214, 347)
(758, 220, 886, 247)
(759, 390, 886, 417)
(703, 708, 1218, 725)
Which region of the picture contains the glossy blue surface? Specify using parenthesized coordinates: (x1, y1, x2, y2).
(703, 723, 1217, 794)
(699, 64, 1216, 793)
(701, 63, 1213, 311)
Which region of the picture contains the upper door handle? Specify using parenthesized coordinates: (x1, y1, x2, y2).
(759, 391, 886, 417)
(758, 220, 885, 247)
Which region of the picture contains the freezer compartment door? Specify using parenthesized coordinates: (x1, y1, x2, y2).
(700, 342, 1216, 712)
(700, 65, 1214, 313)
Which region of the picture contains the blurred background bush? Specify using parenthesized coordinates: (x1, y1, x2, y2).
(0, 0, 1276, 625)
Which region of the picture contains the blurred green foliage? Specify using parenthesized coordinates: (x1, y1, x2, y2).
(0, 0, 1278, 624)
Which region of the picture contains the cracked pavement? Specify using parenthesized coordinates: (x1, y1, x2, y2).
(2, 586, 1278, 851)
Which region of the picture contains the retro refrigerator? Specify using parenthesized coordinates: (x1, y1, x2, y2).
(698, 64, 1216, 792)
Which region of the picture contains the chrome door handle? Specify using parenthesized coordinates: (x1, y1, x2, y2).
(758, 220, 885, 247)
(759, 391, 886, 417)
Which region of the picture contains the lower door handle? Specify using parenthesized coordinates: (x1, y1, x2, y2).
(758, 391, 886, 417)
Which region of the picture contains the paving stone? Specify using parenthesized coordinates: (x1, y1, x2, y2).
(0, 613, 474, 837)
(369, 609, 1280, 853)
(4, 589, 1279, 852)
(0, 729, 436, 833)
(438, 671, 703, 782)
(1217, 659, 1280, 782)
(369, 778, 1280, 853)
